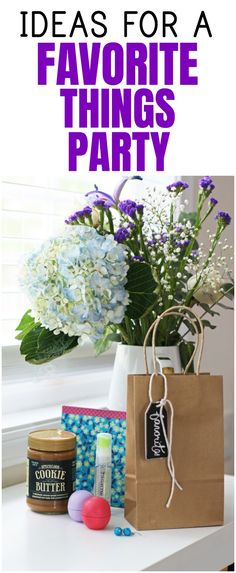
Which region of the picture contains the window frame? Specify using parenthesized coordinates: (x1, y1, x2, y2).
(2, 341, 116, 475)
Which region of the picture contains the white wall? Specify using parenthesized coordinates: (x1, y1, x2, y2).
(183, 176, 234, 473)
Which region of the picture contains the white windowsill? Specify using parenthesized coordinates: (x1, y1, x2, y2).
(3, 395, 108, 431)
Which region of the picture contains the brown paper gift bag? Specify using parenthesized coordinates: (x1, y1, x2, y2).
(124, 305, 224, 530)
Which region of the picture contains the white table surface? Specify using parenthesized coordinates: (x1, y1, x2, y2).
(2, 475, 234, 571)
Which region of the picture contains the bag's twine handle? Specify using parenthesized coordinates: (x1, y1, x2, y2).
(143, 305, 204, 375)
(144, 306, 203, 508)
(147, 369, 183, 507)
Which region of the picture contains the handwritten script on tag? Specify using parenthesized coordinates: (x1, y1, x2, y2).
(145, 403, 168, 459)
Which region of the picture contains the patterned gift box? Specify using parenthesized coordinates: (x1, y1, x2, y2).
(61, 406, 126, 508)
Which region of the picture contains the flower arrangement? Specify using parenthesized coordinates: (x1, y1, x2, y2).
(17, 176, 233, 368)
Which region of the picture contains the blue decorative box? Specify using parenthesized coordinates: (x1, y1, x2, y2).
(61, 406, 126, 508)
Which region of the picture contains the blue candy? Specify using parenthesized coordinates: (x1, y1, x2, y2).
(123, 527, 132, 536)
(114, 527, 122, 536)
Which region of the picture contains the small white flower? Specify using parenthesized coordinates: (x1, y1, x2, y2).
(187, 270, 224, 305)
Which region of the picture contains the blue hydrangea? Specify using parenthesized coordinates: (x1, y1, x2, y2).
(20, 225, 129, 341)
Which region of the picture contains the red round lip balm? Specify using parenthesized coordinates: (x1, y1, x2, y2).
(82, 496, 111, 530)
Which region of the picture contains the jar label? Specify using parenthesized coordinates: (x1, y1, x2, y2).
(27, 458, 76, 501)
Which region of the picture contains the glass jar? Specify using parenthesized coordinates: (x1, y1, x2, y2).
(26, 428, 76, 514)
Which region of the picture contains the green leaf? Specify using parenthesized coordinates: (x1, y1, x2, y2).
(15, 310, 40, 340)
(20, 325, 78, 364)
(178, 211, 197, 226)
(190, 239, 199, 250)
(202, 319, 216, 330)
(20, 325, 43, 356)
(221, 283, 234, 301)
(182, 318, 196, 335)
(108, 333, 121, 342)
(198, 303, 220, 316)
(94, 329, 121, 355)
(94, 330, 112, 356)
(127, 239, 141, 257)
(126, 262, 157, 319)
(179, 340, 195, 373)
(16, 309, 34, 331)
(127, 292, 157, 319)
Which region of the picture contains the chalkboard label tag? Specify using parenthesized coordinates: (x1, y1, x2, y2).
(145, 402, 168, 459)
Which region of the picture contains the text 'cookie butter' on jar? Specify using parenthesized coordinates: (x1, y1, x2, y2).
(26, 428, 76, 514)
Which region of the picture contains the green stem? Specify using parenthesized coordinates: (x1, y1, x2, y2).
(106, 209, 114, 234)
(140, 316, 150, 343)
(133, 319, 143, 345)
(118, 324, 130, 345)
(100, 209, 104, 232)
(124, 316, 134, 345)
(170, 201, 174, 226)
(200, 204, 215, 225)
(138, 221, 149, 261)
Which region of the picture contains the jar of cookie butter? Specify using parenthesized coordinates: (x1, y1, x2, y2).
(26, 429, 76, 514)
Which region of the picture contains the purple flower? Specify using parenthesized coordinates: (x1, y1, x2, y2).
(128, 222, 135, 230)
(86, 185, 116, 208)
(137, 204, 144, 213)
(114, 227, 130, 243)
(132, 255, 145, 262)
(215, 211, 231, 226)
(199, 176, 215, 192)
(119, 200, 137, 218)
(175, 239, 190, 247)
(75, 210, 85, 217)
(175, 226, 182, 233)
(75, 206, 92, 217)
(148, 239, 157, 246)
(65, 206, 92, 224)
(160, 232, 168, 244)
(167, 180, 189, 193)
(209, 197, 218, 206)
(83, 206, 92, 215)
(73, 207, 92, 218)
(113, 176, 142, 203)
(92, 199, 106, 208)
(191, 249, 199, 258)
(85, 176, 142, 208)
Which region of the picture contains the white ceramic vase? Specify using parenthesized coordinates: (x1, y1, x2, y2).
(107, 344, 181, 411)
